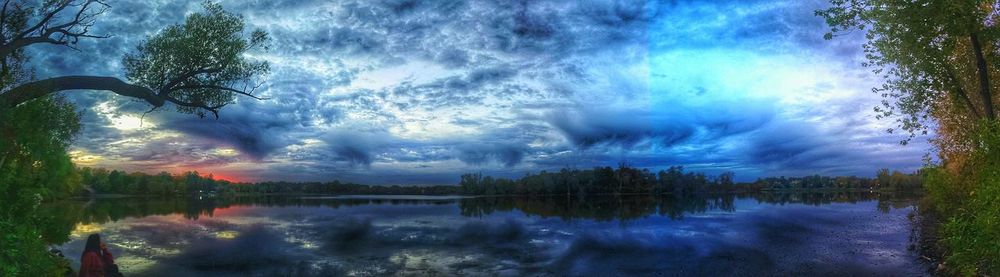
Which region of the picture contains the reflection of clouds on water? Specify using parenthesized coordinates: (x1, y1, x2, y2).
(53, 197, 926, 276)
(154, 225, 296, 272)
(550, 233, 775, 276)
(70, 223, 103, 237)
(304, 217, 544, 275)
(450, 219, 527, 245)
(320, 216, 375, 252)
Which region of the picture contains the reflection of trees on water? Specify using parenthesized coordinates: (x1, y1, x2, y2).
(458, 195, 737, 221)
(459, 191, 920, 221)
(37, 192, 919, 247)
(37, 196, 461, 247)
(44, 196, 459, 226)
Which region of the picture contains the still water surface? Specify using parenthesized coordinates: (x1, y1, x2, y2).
(48, 193, 926, 276)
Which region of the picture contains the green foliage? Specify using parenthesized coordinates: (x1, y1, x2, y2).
(0, 219, 72, 276)
(0, 96, 80, 276)
(875, 168, 923, 191)
(925, 122, 1000, 275)
(123, 2, 269, 117)
(80, 168, 223, 196)
(820, 1, 1000, 274)
(817, 0, 998, 142)
(0, 1, 268, 275)
(0, 96, 82, 206)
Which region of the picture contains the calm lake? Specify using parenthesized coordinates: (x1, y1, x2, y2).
(46, 193, 927, 276)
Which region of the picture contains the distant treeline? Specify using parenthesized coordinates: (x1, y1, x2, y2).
(78, 167, 461, 196)
(460, 165, 746, 196)
(80, 168, 233, 196)
(755, 168, 923, 192)
(459, 165, 760, 196)
(229, 181, 460, 195)
(78, 165, 921, 197)
(459, 165, 923, 196)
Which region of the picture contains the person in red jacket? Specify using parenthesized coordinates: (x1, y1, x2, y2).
(79, 234, 117, 277)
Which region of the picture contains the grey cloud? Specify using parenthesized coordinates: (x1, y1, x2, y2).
(30, 0, 927, 184)
(385, 66, 520, 109)
(323, 130, 396, 166)
(305, 27, 384, 55)
(457, 143, 527, 167)
(158, 107, 290, 160)
(434, 48, 470, 68)
(546, 109, 695, 148)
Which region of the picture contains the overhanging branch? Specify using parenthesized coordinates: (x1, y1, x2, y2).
(0, 76, 163, 108)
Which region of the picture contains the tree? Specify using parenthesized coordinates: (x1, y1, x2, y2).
(0, 95, 81, 277)
(0, 3, 267, 274)
(0, 95, 81, 200)
(817, 1, 998, 148)
(718, 171, 735, 187)
(0, 1, 269, 118)
(819, 2, 1000, 273)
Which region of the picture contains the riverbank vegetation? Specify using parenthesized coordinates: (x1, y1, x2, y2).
(922, 122, 1000, 274)
(819, 1, 1000, 274)
(0, 96, 80, 275)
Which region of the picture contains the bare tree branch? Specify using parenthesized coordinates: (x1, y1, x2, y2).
(169, 84, 269, 100)
(0, 75, 240, 119)
(0, 0, 11, 42)
(13, 0, 72, 40)
(0, 0, 109, 58)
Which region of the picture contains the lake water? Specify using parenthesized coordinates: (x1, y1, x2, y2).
(47, 193, 928, 276)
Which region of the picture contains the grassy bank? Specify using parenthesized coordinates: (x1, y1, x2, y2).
(921, 123, 1000, 275)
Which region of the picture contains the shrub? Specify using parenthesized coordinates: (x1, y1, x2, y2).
(925, 121, 1000, 275)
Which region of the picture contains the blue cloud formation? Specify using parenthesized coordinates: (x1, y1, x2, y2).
(37, 0, 931, 184)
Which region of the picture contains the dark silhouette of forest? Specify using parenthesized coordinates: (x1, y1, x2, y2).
(77, 167, 464, 196)
(458, 165, 921, 196)
(75, 165, 921, 198)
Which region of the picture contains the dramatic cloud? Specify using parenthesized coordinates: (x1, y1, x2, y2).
(43, 0, 930, 184)
(456, 143, 527, 167)
(546, 109, 696, 148)
(323, 130, 393, 166)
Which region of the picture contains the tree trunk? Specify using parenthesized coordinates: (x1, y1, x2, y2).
(0, 76, 164, 109)
(945, 65, 981, 119)
(970, 33, 996, 120)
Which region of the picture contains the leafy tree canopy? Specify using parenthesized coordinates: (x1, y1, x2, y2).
(0, 1, 270, 118)
(817, 0, 1000, 146)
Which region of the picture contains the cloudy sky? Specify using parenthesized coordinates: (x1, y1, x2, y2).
(40, 0, 931, 184)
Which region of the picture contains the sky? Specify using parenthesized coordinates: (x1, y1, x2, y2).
(36, 0, 933, 184)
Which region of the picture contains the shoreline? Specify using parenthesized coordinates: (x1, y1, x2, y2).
(912, 199, 950, 276)
(70, 189, 916, 199)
